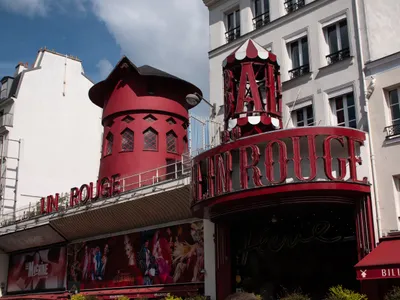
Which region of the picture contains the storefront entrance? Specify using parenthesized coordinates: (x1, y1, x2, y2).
(227, 203, 359, 299)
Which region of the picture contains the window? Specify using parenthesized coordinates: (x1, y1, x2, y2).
(121, 128, 134, 152)
(143, 128, 158, 151)
(288, 37, 309, 79)
(122, 115, 134, 123)
(387, 89, 400, 137)
(105, 132, 113, 156)
(144, 114, 157, 122)
(253, 0, 269, 29)
(225, 9, 240, 43)
(293, 105, 314, 127)
(166, 131, 177, 153)
(331, 92, 356, 128)
(325, 19, 350, 64)
(166, 117, 176, 125)
(284, 0, 305, 13)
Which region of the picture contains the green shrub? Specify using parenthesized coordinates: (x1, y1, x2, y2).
(70, 295, 98, 300)
(325, 285, 367, 300)
(117, 297, 130, 300)
(164, 294, 183, 300)
(385, 286, 400, 300)
(280, 292, 311, 300)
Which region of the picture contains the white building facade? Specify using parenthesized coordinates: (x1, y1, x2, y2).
(203, 0, 400, 241)
(0, 49, 103, 219)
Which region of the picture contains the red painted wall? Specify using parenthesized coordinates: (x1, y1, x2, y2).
(96, 69, 192, 190)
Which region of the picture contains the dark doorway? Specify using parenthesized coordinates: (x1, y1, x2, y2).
(229, 203, 359, 299)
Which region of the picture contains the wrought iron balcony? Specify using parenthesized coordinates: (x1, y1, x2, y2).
(288, 64, 310, 79)
(285, 0, 305, 13)
(225, 26, 241, 43)
(385, 123, 400, 138)
(326, 48, 351, 65)
(253, 11, 270, 29)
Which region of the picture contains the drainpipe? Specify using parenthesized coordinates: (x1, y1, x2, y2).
(353, 0, 382, 241)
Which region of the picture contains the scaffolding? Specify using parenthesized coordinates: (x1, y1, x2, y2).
(0, 138, 21, 219)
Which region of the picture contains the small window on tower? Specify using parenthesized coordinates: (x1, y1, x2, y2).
(122, 115, 134, 123)
(121, 128, 134, 152)
(144, 114, 157, 122)
(166, 117, 176, 125)
(105, 132, 113, 156)
(166, 131, 177, 153)
(143, 128, 158, 151)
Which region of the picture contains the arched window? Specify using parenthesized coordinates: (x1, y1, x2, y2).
(105, 132, 113, 156)
(166, 131, 177, 153)
(143, 128, 158, 151)
(121, 128, 134, 152)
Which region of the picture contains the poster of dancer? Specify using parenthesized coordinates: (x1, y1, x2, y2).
(7, 245, 67, 293)
(67, 221, 204, 290)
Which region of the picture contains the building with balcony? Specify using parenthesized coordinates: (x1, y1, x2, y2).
(0, 49, 103, 219)
(202, 0, 400, 298)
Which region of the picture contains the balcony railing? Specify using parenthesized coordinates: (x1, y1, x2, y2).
(285, 0, 305, 13)
(0, 154, 193, 227)
(288, 64, 310, 79)
(253, 11, 270, 29)
(326, 48, 350, 65)
(385, 124, 400, 138)
(225, 26, 241, 43)
(0, 114, 13, 127)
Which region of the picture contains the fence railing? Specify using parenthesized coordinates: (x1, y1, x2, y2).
(253, 11, 270, 29)
(0, 154, 193, 227)
(326, 48, 350, 65)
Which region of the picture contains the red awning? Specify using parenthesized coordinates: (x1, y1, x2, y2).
(80, 283, 203, 299)
(355, 239, 400, 280)
(1, 292, 68, 299)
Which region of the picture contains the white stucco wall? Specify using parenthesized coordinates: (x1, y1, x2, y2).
(2, 51, 102, 210)
(361, 0, 400, 62)
(365, 56, 400, 236)
(203, 219, 216, 300)
(0, 250, 8, 297)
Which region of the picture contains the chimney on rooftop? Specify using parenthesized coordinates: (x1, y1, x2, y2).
(14, 62, 28, 76)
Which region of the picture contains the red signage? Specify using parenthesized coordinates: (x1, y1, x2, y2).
(357, 267, 400, 280)
(192, 128, 368, 203)
(7, 246, 67, 293)
(40, 174, 121, 214)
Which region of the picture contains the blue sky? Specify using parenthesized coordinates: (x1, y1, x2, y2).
(0, 0, 210, 116)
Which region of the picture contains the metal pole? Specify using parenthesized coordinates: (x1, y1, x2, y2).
(12, 139, 21, 220)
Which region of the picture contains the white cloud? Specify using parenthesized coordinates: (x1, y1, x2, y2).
(1, 0, 211, 115)
(89, 0, 210, 115)
(0, 0, 49, 17)
(96, 59, 113, 80)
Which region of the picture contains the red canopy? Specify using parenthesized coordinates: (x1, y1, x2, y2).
(355, 238, 400, 280)
(0, 292, 68, 299)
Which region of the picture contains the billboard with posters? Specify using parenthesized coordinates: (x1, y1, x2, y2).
(67, 221, 204, 290)
(7, 245, 67, 293)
